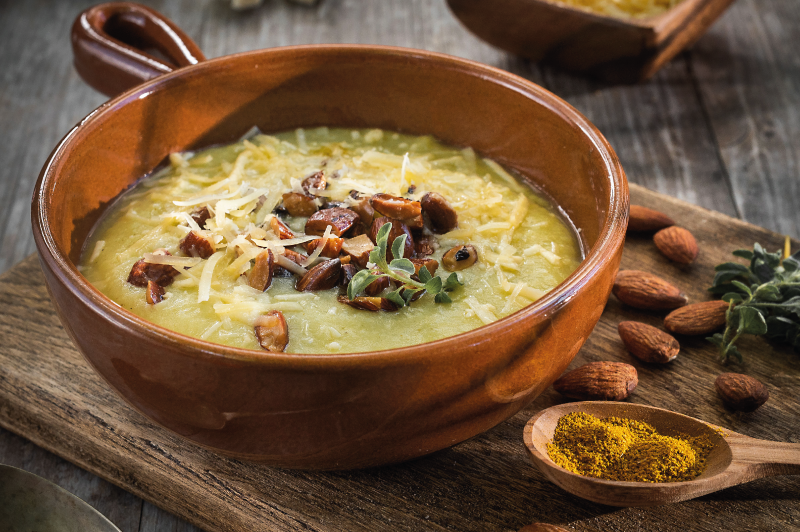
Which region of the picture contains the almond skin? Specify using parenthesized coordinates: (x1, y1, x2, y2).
(715, 373, 769, 411)
(653, 226, 699, 264)
(664, 300, 729, 335)
(553, 361, 638, 401)
(618, 321, 680, 363)
(613, 270, 688, 310)
(628, 205, 675, 232)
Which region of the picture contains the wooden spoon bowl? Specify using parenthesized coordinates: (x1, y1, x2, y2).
(523, 401, 800, 506)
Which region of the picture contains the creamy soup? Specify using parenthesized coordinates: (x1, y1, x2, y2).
(80, 128, 582, 353)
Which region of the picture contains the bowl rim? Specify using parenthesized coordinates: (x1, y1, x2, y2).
(33, 43, 628, 367)
(449, 0, 718, 31)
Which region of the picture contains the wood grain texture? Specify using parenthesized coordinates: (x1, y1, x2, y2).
(1, 185, 798, 532)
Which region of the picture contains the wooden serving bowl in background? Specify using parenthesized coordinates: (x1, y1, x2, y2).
(447, 0, 737, 82)
(31, 3, 627, 469)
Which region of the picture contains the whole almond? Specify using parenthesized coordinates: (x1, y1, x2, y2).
(653, 226, 699, 264)
(553, 361, 638, 401)
(618, 321, 680, 363)
(664, 300, 729, 335)
(628, 205, 675, 232)
(715, 373, 769, 411)
(613, 270, 688, 310)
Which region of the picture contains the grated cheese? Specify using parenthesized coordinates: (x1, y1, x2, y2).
(301, 225, 331, 267)
(143, 253, 202, 268)
(80, 127, 582, 354)
(89, 240, 105, 263)
(523, 244, 562, 264)
(465, 296, 498, 325)
(198, 251, 224, 303)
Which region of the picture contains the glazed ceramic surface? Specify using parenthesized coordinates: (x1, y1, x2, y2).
(32, 2, 627, 469)
(447, 0, 737, 82)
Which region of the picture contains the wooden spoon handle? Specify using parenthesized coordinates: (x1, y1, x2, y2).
(729, 435, 800, 477)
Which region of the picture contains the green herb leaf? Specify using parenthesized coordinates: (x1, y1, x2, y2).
(754, 284, 782, 302)
(402, 288, 419, 304)
(721, 292, 745, 304)
(348, 269, 381, 300)
(418, 265, 433, 283)
(730, 280, 752, 296)
(391, 234, 407, 263)
(443, 272, 463, 292)
(707, 242, 800, 362)
(388, 258, 415, 275)
(385, 287, 407, 308)
(735, 306, 768, 336)
(344, 220, 466, 310)
(435, 291, 453, 304)
(375, 221, 392, 246)
(424, 276, 443, 294)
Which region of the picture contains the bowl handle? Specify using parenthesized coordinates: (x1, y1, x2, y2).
(71, 2, 206, 97)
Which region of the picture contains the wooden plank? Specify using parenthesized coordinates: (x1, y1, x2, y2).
(1, 184, 798, 532)
(689, 0, 800, 240)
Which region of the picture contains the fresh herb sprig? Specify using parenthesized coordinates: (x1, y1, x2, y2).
(707, 243, 800, 363)
(346, 222, 463, 307)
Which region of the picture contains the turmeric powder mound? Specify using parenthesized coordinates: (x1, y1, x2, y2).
(547, 412, 715, 483)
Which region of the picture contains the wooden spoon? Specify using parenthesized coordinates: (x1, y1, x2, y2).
(523, 401, 800, 507)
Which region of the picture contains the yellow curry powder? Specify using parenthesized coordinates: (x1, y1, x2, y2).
(547, 412, 716, 483)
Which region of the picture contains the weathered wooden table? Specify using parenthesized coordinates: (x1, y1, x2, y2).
(0, 1, 798, 531)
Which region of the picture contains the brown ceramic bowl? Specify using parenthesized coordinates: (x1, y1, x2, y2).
(32, 2, 628, 469)
(447, 0, 736, 82)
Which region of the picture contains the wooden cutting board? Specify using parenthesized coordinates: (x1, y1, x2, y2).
(1, 183, 798, 532)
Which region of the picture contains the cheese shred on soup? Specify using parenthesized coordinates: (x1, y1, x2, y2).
(80, 128, 583, 353)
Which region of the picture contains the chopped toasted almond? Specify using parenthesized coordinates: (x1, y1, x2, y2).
(410, 257, 439, 277)
(304, 237, 344, 258)
(254, 310, 289, 352)
(442, 245, 478, 271)
(337, 295, 399, 312)
(282, 192, 318, 217)
(305, 208, 360, 236)
(179, 230, 216, 259)
(341, 234, 374, 268)
(301, 171, 327, 195)
(296, 259, 342, 291)
(269, 217, 295, 239)
(370, 193, 423, 229)
(190, 206, 211, 228)
(415, 234, 439, 257)
(340, 263, 358, 288)
(348, 197, 375, 226)
(421, 192, 458, 233)
(146, 281, 165, 304)
(281, 248, 306, 265)
(248, 249, 274, 291)
(364, 273, 390, 296)
(369, 217, 414, 260)
(127, 251, 180, 287)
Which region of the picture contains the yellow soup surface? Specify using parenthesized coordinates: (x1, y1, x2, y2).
(80, 128, 583, 353)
